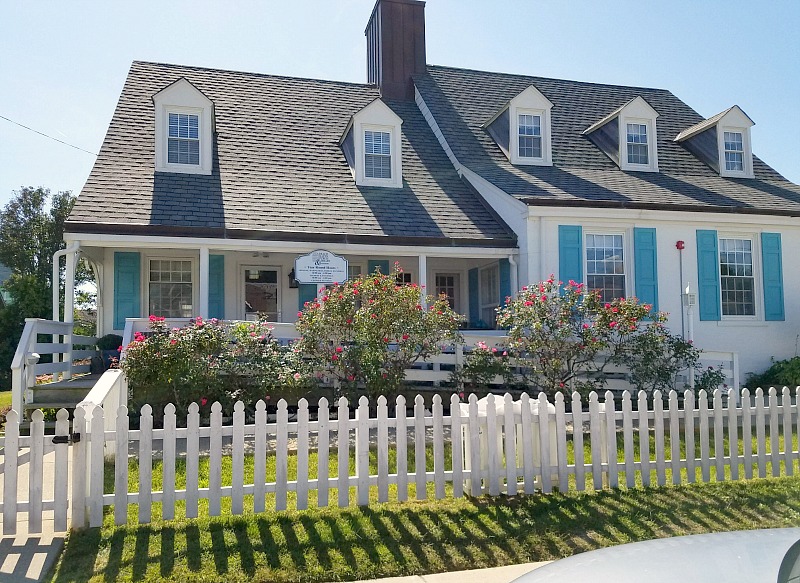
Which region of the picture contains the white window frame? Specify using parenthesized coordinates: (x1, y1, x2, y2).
(358, 123, 401, 187)
(348, 264, 365, 281)
(363, 128, 393, 180)
(166, 110, 201, 167)
(718, 126, 754, 178)
(718, 233, 760, 321)
(146, 256, 197, 319)
(583, 230, 630, 303)
(619, 116, 658, 172)
(512, 108, 548, 164)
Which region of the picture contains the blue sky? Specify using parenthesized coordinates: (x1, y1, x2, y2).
(1, 0, 798, 207)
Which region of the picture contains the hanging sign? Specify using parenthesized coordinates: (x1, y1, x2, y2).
(294, 250, 348, 284)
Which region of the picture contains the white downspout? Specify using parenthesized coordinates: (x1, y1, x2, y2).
(508, 254, 518, 298)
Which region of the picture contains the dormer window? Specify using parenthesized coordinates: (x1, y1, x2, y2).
(674, 105, 754, 179)
(626, 123, 649, 165)
(484, 85, 553, 166)
(583, 96, 659, 173)
(341, 98, 403, 188)
(153, 78, 214, 175)
(517, 113, 542, 159)
(723, 131, 744, 172)
(364, 129, 392, 179)
(167, 112, 200, 165)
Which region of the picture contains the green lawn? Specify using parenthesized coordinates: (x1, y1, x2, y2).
(47, 476, 800, 583)
(0, 389, 11, 409)
(45, 424, 800, 583)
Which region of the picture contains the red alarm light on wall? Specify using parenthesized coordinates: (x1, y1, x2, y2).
(676, 240, 685, 250)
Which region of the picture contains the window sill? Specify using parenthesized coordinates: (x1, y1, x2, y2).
(715, 320, 768, 328)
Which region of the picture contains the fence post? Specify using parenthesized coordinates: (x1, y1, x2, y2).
(356, 397, 370, 506)
(2, 409, 19, 535)
(71, 406, 88, 529)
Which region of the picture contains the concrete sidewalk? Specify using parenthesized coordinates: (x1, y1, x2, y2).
(334, 562, 552, 583)
(0, 448, 69, 582)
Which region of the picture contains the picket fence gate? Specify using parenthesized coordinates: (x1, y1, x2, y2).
(1, 387, 799, 534)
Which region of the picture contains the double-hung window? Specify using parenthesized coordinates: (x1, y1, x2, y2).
(626, 123, 649, 166)
(167, 113, 200, 165)
(149, 259, 193, 318)
(719, 237, 755, 316)
(364, 130, 392, 179)
(723, 131, 744, 172)
(585, 233, 626, 303)
(518, 113, 542, 159)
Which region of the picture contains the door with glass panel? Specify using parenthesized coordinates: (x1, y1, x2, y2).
(242, 267, 280, 321)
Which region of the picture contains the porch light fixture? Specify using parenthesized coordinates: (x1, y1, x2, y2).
(288, 269, 299, 289)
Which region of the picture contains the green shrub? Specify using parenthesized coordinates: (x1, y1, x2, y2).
(295, 263, 463, 398)
(121, 316, 308, 415)
(459, 277, 701, 397)
(746, 356, 800, 389)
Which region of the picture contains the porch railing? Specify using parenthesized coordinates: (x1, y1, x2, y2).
(119, 318, 738, 393)
(10, 318, 98, 414)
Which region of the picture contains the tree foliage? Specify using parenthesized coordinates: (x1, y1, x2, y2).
(0, 187, 83, 389)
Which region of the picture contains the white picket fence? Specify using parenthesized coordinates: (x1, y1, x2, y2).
(1, 387, 798, 534)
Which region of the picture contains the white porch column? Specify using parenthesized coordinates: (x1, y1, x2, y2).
(198, 246, 210, 319)
(418, 254, 427, 309)
(63, 248, 77, 380)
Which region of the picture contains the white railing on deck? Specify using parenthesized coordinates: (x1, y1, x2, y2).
(76, 369, 128, 456)
(10, 318, 98, 413)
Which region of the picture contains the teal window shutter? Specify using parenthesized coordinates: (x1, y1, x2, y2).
(468, 268, 480, 326)
(114, 252, 141, 330)
(633, 227, 659, 311)
(298, 284, 317, 312)
(696, 230, 721, 321)
(761, 232, 785, 321)
(367, 259, 391, 276)
(208, 255, 225, 320)
(498, 258, 511, 306)
(558, 225, 583, 285)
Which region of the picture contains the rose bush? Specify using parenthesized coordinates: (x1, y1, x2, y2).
(461, 277, 701, 397)
(294, 263, 463, 398)
(121, 316, 308, 415)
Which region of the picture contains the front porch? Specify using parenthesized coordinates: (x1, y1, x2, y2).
(66, 236, 519, 337)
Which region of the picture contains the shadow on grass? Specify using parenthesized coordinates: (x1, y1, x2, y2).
(46, 477, 800, 583)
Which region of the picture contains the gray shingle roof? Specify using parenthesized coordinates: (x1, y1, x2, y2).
(414, 66, 800, 216)
(67, 61, 516, 247)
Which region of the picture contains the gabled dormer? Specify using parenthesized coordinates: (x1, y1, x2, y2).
(153, 78, 214, 175)
(484, 85, 554, 166)
(341, 98, 403, 188)
(583, 96, 659, 173)
(674, 106, 755, 179)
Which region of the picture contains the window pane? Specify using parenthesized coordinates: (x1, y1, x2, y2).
(585, 233, 625, 303)
(626, 123, 649, 165)
(365, 153, 391, 179)
(518, 114, 542, 158)
(719, 237, 755, 316)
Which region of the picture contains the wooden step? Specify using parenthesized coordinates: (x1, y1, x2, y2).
(31, 386, 91, 403)
(24, 401, 81, 410)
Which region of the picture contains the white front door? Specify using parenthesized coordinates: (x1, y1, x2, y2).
(242, 266, 281, 321)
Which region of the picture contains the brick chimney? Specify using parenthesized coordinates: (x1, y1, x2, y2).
(365, 0, 427, 101)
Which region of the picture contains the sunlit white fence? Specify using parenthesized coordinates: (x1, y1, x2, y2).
(1, 387, 797, 534)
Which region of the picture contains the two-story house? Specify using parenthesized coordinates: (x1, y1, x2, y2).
(61, 0, 800, 384)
